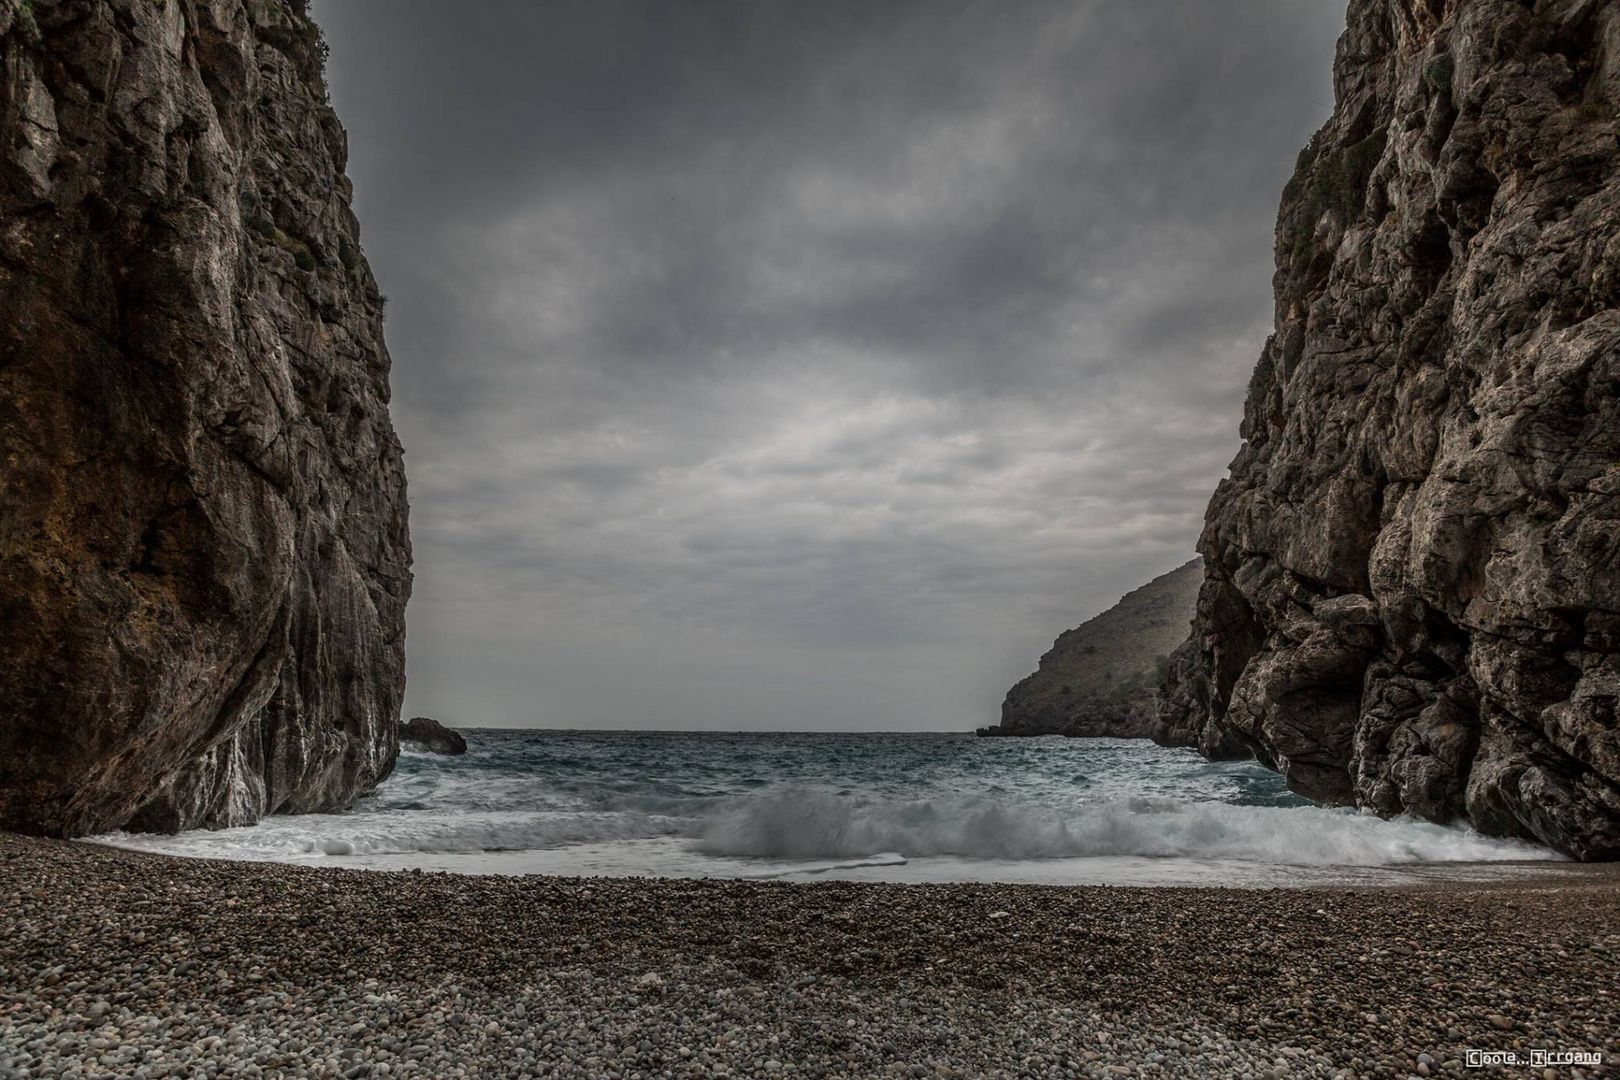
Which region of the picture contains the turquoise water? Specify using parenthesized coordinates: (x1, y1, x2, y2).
(97, 731, 1561, 885)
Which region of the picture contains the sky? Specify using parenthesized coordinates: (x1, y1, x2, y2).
(315, 0, 1346, 731)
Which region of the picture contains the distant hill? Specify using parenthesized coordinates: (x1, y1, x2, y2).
(979, 559, 1201, 738)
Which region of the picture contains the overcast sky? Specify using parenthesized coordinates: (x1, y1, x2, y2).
(315, 0, 1345, 731)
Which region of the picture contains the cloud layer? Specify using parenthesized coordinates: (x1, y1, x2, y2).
(316, 0, 1345, 729)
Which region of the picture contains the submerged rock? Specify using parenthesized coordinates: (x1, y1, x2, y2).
(1162, 0, 1620, 859)
(985, 560, 1207, 739)
(399, 718, 468, 756)
(0, 0, 410, 835)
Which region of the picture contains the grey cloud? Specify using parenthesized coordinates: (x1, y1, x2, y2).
(315, 0, 1345, 729)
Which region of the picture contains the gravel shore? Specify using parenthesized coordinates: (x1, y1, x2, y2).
(1, 834, 1614, 1078)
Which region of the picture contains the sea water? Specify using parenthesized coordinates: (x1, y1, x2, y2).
(93, 731, 1565, 886)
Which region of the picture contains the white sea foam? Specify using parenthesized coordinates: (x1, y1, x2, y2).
(95, 810, 683, 862)
(689, 788, 1557, 865)
(95, 788, 1557, 870)
(740, 853, 910, 879)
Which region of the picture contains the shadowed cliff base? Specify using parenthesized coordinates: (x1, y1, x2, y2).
(0, 0, 410, 836)
(1161, 0, 1620, 859)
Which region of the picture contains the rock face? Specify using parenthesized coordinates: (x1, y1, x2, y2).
(398, 718, 467, 756)
(0, 0, 410, 835)
(982, 560, 1207, 738)
(1161, 0, 1620, 858)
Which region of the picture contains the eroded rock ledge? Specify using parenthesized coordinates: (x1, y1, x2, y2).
(0, 0, 410, 836)
(1159, 0, 1620, 859)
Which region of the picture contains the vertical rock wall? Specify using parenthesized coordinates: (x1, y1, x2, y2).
(1161, 0, 1620, 859)
(0, 0, 410, 835)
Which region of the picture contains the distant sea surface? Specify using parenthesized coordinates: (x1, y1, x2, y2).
(95, 731, 1566, 886)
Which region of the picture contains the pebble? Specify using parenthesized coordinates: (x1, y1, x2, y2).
(0, 833, 1615, 1079)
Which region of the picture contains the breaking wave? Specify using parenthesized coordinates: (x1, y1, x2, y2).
(688, 788, 1557, 865)
(98, 786, 1557, 868)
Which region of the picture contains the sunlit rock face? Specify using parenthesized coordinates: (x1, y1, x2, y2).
(1162, 0, 1620, 859)
(0, 0, 410, 835)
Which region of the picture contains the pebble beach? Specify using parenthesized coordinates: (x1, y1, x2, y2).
(1, 833, 1615, 1079)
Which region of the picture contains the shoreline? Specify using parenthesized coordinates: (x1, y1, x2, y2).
(4, 834, 1615, 1078)
(59, 827, 1620, 890)
(78, 831, 1614, 891)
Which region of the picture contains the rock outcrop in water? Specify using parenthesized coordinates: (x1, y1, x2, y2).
(981, 560, 1207, 739)
(398, 718, 466, 756)
(1160, 0, 1620, 859)
(0, 0, 410, 836)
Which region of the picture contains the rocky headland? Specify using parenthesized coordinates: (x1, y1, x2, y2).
(1160, 0, 1620, 859)
(0, 0, 409, 836)
(981, 559, 1203, 739)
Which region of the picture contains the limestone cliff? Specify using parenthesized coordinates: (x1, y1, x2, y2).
(0, 0, 410, 835)
(982, 559, 1206, 739)
(1160, 0, 1620, 858)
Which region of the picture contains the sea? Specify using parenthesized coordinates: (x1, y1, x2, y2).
(93, 730, 1568, 887)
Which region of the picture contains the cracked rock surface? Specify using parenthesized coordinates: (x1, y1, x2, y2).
(1161, 0, 1620, 858)
(0, 0, 410, 835)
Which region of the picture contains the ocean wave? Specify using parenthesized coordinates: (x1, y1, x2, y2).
(90, 731, 1566, 873)
(98, 788, 1563, 867)
(689, 788, 1560, 866)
